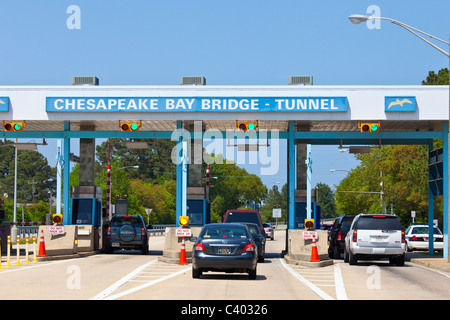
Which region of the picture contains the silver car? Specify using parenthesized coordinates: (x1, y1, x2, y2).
(263, 223, 274, 240)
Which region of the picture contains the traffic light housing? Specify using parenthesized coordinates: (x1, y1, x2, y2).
(304, 219, 315, 229)
(52, 214, 63, 224)
(119, 121, 141, 131)
(359, 121, 380, 133)
(236, 121, 257, 132)
(3, 121, 24, 131)
(179, 215, 189, 227)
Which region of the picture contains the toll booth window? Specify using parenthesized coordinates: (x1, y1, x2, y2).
(72, 199, 93, 224)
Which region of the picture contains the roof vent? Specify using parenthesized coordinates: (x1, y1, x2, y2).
(72, 76, 99, 86)
(180, 76, 206, 85)
(289, 76, 313, 86)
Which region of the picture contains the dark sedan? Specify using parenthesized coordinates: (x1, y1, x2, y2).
(191, 223, 258, 279)
(236, 222, 266, 262)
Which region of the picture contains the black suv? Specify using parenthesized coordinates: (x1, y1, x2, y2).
(328, 215, 355, 259)
(104, 215, 149, 254)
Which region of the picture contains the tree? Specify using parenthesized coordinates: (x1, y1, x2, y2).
(335, 145, 443, 228)
(315, 182, 336, 218)
(422, 68, 449, 85)
(207, 159, 267, 220)
(95, 138, 176, 184)
(0, 140, 55, 204)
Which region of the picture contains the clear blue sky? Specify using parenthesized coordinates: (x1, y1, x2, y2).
(1, 1, 449, 189)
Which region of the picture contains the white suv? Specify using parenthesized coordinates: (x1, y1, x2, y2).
(344, 214, 405, 266)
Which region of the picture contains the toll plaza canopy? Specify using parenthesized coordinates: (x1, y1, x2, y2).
(0, 84, 449, 258)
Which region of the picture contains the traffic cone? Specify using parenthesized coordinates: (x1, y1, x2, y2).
(37, 229, 47, 257)
(310, 238, 320, 262)
(178, 237, 188, 265)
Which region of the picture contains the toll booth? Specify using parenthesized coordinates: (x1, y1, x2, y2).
(294, 201, 317, 229)
(70, 186, 103, 251)
(187, 199, 210, 226)
(71, 198, 102, 227)
(186, 187, 210, 226)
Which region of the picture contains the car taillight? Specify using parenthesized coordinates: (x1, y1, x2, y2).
(411, 235, 418, 241)
(337, 231, 342, 241)
(401, 231, 405, 243)
(268, 229, 272, 233)
(244, 243, 255, 252)
(194, 243, 206, 251)
(435, 237, 443, 242)
(107, 226, 111, 238)
(141, 227, 146, 239)
(352, 230, 357, 242)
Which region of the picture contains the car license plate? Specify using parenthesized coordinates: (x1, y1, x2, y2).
(218, 247, 231, 255)
(111, 242, 120, 247)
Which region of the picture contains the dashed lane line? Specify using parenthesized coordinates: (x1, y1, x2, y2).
(280, 259, 348, 300)
(91, 260, 190, 300)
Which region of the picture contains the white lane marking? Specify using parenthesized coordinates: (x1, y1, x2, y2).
(102, 265, 191, 300)
(91, 260, 158, 300)
(280, 258, 334, 300)
(334, 263, 348, 300)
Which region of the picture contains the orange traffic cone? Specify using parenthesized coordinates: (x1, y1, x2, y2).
(37, 229, 47, 257)
(178, 237, 188, 265)
(310, 238, 320, 262)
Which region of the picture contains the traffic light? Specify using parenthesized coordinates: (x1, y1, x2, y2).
(304, 219, 315, 229)
(179, 215, 189, 227)
(359, 122, 380, 133)
(236, 121, 257, 132)
(52, 214, 63, 224)
(3, 121, 24, 131)
(120, 121, 140, 131)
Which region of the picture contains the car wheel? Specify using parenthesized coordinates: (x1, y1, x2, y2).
(192, 267, 202, 279)
(104, 243, 113, 254)
(390, 254, 405, 266)
(248, 265, 257, 280)
(343, 247, 349, 263)
(328, 246, 335, 259)
(141, 244, 149, 255)
(333, 246, 341, 259)
(348, 250, 357, 265)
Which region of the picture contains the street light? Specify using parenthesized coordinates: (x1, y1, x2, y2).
(349, 14, 449, 258)
(348, 14, 449, 57)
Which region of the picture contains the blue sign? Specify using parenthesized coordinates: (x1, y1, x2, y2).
(0, 97, 9, 112)
(46, 96, 348, 113)
(385, 96, 416, 112)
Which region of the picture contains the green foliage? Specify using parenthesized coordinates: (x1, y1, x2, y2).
(335, 145, 443, 228)
(315, 182, 336, 218)
(422, 68, 449, 85)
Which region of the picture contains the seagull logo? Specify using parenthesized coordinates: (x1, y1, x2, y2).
(388, 98, 413, 109)
(0, 99, 5, 104)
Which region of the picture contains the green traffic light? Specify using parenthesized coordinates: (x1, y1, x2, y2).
(247, 123, 256, 130)
(370, 124, 379, 132)
(13, 123, 22, 131)
(130, 123, 139, 131)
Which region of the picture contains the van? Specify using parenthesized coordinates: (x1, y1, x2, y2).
(223, 210, 266, 237)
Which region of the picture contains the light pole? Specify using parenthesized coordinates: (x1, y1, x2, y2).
(348, 14, 450, 57)
(349, 14, 449, 259)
